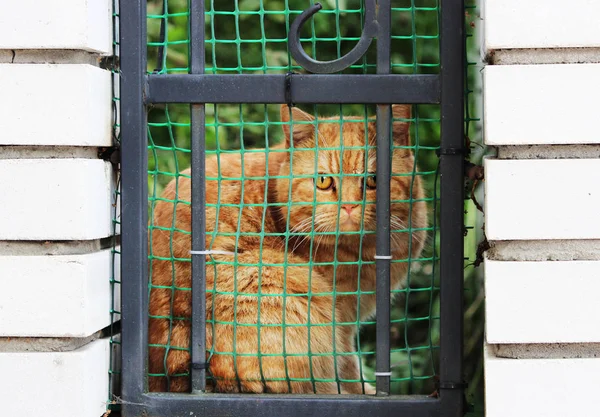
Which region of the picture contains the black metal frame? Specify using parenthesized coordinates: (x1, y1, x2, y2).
(120, 0, 464, 414)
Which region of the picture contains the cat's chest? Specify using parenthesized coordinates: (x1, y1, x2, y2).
(314, 258, 407, 292)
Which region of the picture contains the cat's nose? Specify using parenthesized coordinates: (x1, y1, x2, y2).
(342, 204, 359, 215)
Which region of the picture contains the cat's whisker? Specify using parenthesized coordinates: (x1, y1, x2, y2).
(313, 233, 324, 261)
(291, 233, 311, 253)
(390, 215, 408, 229)
(312, 222, 334, 261)
(313, 236, 323, 261)
(290, 217, 313, 233)
(390, 233, 403, 252)
(388, 229, 427, 258)
(309, 222, 326, 259)
(286, 213, 331, 254)
(280, 216, 315, 252)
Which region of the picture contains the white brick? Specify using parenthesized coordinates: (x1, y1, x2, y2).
(485, 64, 600, 145)
(0, 159, 114, 240)
(485, 159, 600, 240)
(0, 250, 114, 337)
(484, 0, 600, 50)
(0, 64, 112, 146)
(486, 259, 600, 343)
(0, 0, 112, 54)
(485, 349, 600, 417)
(0, 339, 109, 417)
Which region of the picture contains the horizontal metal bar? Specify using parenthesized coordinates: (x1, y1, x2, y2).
(128, 393, 440, 417)
(146, 74, 440, 104)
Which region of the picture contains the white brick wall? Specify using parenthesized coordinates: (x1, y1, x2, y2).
(484, 64, 600, 145)
(0, 159, 114, 240)
(0, 0, 113, 54)
(0, 64, 112, 146)
(0, 2, 115, 414)
(485, 349, 600, 417)
(485, 159, 600, 240)
(486, 260, 600, 343)
(0, 250, 115, 337)
(484, 1, 600, 416)
(484, 0, 600, 50)
(0, 339, 110, 417)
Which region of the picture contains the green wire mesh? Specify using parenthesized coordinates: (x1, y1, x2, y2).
(107, 0, 485, 409)
(145, 0, 441, 395)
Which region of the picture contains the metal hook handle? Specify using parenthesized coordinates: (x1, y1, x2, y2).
(288, 0, 379, 74)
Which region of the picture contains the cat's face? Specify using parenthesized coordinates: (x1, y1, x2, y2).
(278, 105, 425, 247)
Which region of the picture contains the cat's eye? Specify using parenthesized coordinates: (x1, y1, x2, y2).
(366, 175, 376, 189)
(315, 175, 333, 190)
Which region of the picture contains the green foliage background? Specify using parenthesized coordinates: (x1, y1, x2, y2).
(145, 0, 483, 407)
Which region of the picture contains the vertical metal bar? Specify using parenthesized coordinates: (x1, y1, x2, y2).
(153, 0, 167, 72)
(439, 0, 465, 415)
(120, 0, 148, 412)
(190, 0, 207, 393)
(375, 0, 392, 397)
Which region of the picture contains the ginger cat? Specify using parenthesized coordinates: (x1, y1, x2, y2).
(148, 104, 427, 394)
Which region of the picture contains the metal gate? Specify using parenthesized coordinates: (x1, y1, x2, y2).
(119, 0, 465, 415)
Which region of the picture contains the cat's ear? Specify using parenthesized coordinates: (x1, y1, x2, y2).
(280, 105, 315, 147)
(392, 104, 411, 146)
